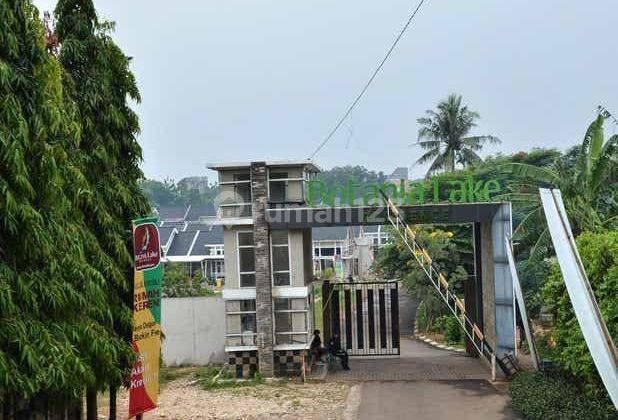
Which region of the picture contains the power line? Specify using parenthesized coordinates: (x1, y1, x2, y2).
(309, 0, 428, 160)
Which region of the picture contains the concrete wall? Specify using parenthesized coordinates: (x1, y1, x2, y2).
(289, 229, 304, 287)
(480, 220, 497, 350)
(161, 297, 226, 366)
(303, 228, 313, 285)
(492, 203, 515, 355)
(224, 227, 239, 288)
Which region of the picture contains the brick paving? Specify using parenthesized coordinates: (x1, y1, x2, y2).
(326, 337, 491, 382)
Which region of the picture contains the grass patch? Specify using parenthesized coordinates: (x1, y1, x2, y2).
(159, 366, 198, 388)
(160, 364, 292, 391)
(193, 365, 269, 390)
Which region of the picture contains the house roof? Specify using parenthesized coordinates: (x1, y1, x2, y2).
(207, 159, 320, 173)
(155, 205, 189, 221)
(164, 226, 224, 258)
(165, 231, 197, 257)
(190, 227, 224, 256)
(159, 226, 176, 246)
(160, 220, 186, 229)
(186, 203, 216, 220)
(156, 203, 216, 223)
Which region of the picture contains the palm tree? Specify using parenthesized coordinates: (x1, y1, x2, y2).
(415, 94, 500, 176)
(504, 113, 617, 256)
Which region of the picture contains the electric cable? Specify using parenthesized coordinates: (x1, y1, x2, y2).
(309, 0, 428, 160)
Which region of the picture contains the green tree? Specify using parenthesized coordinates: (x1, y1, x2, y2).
(541, 231, 617, 396)
(503, 114, 617, 256)
(376, 227, 469, 332)
(415, 94, 500, 176)
(55, 1, 150, 416)
(162, 263, 213, 297)
(0, 0, 124, 414)
(141, 178, 182, 206)
(316, 165, 386, 190)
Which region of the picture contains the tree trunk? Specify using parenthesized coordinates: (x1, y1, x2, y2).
(2, 393, 12, 420)
(86, 389, 97, 420)
(109, 386, 117, 420)
(72, 393, 83, 420)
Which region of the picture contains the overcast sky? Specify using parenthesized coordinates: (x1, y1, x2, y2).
(34, 0, 617, 181)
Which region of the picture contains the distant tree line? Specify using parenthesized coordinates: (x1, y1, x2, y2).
(141, 165, 389, 208)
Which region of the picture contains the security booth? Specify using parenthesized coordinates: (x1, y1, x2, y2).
(208, 161, 319, 377)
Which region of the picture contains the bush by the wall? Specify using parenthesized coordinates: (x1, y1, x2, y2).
(541, 231, 617, 392)
(509, 372, 616, 420)
(442, 315, 464, 345)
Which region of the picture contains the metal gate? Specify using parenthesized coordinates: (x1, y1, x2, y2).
(323, 281, 400, 356)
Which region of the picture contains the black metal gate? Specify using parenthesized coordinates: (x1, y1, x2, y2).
(323, 281, 400, 356)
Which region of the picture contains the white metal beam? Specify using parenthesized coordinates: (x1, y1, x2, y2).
(505, 237, 540, 370)
(540, 188, 617, 407)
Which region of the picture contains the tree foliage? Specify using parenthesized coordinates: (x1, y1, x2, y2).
(541, 231, 618, 393)
(141, 177, 217, 207)
(162, 263, 213, 298)
(0, 0, 130, 405)
(54, 0, 150, 394)
(316, 165, 386, 187)
(501, 114, 617, 257)
(415, 94, 500, 175)
(0, 0, 149, 412)
(375, 227, 470, 332)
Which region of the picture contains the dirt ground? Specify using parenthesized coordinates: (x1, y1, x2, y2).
(98, 377, 350, 419)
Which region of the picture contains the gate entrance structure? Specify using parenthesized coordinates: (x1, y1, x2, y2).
(208, 161, 515, 378)
(323, 281, 400, 357)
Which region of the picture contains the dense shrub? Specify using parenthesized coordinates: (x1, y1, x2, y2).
(541, 231, 617, 393)
(434, 314, 464, 345)
(443, 315, 464, 345)
(162, 263, 215, 297)
(509, 372, 616, 419)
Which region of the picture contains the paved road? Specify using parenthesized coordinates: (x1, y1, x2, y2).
(328, 338, 491, 381)
(328, 338, 518, 419)
(398, 283, 417, 336)
(355, 380, 519, 420)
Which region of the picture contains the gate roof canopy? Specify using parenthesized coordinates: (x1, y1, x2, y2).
(266, 202, 506, 229)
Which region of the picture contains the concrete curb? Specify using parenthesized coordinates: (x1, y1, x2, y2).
(413, 327, 466, 354)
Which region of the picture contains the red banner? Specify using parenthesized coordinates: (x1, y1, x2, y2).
(129, 217, 162, 418)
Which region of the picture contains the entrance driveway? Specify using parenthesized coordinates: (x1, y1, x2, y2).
(356, 380, 519, 420)
(327, 338, 518, 419)
(328, 338, 491, 382)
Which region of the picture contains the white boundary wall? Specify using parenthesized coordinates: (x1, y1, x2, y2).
(161, 296, 226, 366)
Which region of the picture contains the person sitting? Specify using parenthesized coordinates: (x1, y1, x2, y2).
(327, 333, 350, 370)
(310, 329, 324, 365)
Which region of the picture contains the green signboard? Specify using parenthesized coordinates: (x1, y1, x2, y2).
(307, 176, 501, 207)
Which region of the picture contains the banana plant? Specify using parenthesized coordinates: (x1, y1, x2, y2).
(502, 114, 617, 258)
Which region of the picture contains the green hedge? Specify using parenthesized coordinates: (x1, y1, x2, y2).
(541, 231, 617, 391)
(509, 372, 616, 419)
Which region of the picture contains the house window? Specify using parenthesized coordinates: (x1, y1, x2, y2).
(219, 171, 252, 217)
(274, 298, 309, 345)
(225, 299, 256, 346)
(321, 247, 335, 257)
(271, 230, 290, 286)
(209, 260, 225, 278)
(209, 245, 224, 256)
(268, 170, 305, 203)
(238, 231, 255, 287)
